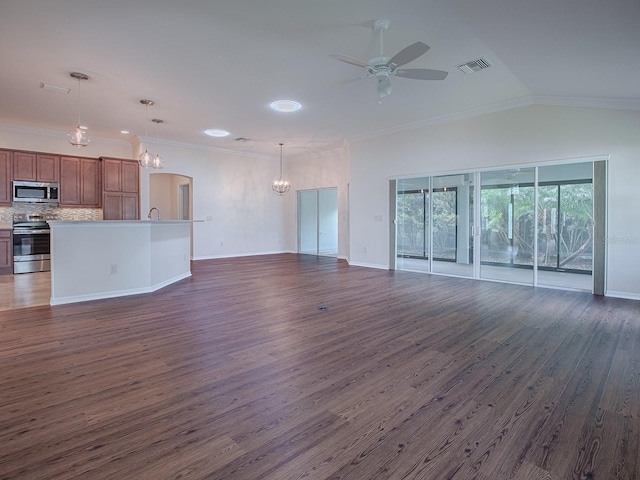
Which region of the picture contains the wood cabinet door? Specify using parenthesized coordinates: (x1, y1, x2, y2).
(36, 154, 59, 182)
(0, 231, 12, 273)
(13, 152, 37, 181)
(60, 157, 81, 205)
(121, 161, 139, 193)
(122, 193, 139, 220)
(103, 158, 122, 192)
(0, 150, 12, 204)
(80, 158, 100, 206)
(103, 192, 123, 220)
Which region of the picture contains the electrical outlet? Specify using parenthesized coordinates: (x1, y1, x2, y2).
(363, 246, 368, 254)
(220, 241, 224, 247)
(109, 264, 117, 274)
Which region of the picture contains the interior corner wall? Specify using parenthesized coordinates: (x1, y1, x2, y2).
(348, 104, 640, 299)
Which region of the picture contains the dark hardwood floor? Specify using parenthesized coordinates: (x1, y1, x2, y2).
(0, 254, 638, 479)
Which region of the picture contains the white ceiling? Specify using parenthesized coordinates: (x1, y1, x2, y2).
(1, 0, 638, 158)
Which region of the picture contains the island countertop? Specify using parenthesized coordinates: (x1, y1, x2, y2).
(48, 219, 198, 225)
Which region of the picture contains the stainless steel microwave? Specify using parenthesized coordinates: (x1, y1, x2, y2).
(13, 181, 59, 204)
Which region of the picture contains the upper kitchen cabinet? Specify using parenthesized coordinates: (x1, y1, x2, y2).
(13, 152, 60, 183)
(0, 150, 12, 204)
(102, 157, 139, 193)
(59, 157, 101, 207)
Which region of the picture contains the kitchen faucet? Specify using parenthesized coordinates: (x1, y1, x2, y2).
(148, 207, 160, 220)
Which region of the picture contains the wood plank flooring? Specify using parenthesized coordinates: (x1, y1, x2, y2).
(0, 254, 638, 479)
(0, 271, 50, 311)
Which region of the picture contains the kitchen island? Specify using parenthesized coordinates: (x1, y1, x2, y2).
(48, 220, 192, 305)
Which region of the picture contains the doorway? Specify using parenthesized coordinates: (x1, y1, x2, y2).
(149, 173, 194, 256)
(298, 188, 338, 256)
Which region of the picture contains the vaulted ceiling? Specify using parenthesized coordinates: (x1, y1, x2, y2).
(1, 0, 638, 158)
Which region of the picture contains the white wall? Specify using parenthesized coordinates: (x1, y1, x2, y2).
(349, 104, 640, 299)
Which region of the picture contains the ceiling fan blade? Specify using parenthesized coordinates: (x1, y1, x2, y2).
(395, 68, 448, 80)
(377, 76, 392, 99)
(329, 53, 369, 68)
(388, 42, 430, 68)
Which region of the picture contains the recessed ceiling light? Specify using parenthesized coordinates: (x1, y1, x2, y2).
(120, 130, 130, 135)
(205, 129, 230, 137)
(270, 100, 302, 113)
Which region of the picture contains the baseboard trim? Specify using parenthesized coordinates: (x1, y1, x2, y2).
(605, 290, 640, 301)
(50, 272, 192, 305)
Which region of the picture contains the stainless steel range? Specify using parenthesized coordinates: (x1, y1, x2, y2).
(12, 213, 55, 274)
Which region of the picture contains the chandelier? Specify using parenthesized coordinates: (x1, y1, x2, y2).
(67, 72, 90, 147)
(272, 142, 290, 195)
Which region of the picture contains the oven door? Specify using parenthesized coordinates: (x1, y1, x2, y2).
(12, 229, 51, 273)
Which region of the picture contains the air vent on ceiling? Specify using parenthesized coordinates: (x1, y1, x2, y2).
(234, 137, 250, 142)
(456, 57, 493, 74)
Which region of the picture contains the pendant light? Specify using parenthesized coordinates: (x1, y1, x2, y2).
(151, 118, 164, 169)
(138, 99, 155, 168)
(272, 142, 290, 195)
(67, 72, 90, 147)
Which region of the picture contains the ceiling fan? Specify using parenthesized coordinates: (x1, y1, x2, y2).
(330, 19, 448, 101)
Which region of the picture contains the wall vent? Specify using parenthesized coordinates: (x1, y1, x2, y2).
(456, 57, 493, 74)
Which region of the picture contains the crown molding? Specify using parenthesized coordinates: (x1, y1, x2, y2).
(533, 95, 640, 111)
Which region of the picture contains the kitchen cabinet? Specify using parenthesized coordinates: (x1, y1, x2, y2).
(13, 152, 59, 182)
(103, 157, 139, 193)
(0, 230, 12, 275)
(60, 157, 101, 207)
(103, 192, 139, 220)
(101, 158, 139, 220)
(0, 150, 12, 204)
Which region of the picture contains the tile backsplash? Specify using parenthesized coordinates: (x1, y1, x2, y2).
(0, 205, 102, 222)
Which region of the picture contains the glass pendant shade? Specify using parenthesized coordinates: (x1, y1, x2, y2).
(139, 149, 154, 168)
(272, 142, 290, 195)
(151, 153, 164, 169)
(67, 125, 90, 147)
(67, 72, 90, 147)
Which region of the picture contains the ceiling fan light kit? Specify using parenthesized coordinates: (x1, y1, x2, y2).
(330, 19, 448, 101)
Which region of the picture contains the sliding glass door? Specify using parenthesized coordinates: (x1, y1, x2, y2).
(432, 174, 474, 277)
(396, 175, 474, 276)
(395, 160, 597, 291)
(396, 178, 430, 272)
(480, 168, 535, 284)
(537, 163, 593, 289)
